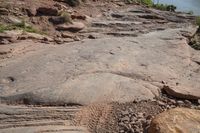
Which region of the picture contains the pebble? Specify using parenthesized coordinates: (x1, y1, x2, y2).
(137, 113, 143, 118)
(121, 116, 130, 122)
(121, 110, 129, 116)
(184, 100, 192, 105)
(146, 115, 153, 120)
(177, 100, 184, 105)
(168, 99, 176, 104)
(157, 101, 166, 106)
(198, 99, 200, 105)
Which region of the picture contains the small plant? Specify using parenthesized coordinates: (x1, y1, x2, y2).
(196, 16, 200, 26)
(61, 12, 72, 24)
(187, 10, 194, 15)
(141, 0, 153, 6)
(153, 4, 176, 12)
(0, 21, 42, 34)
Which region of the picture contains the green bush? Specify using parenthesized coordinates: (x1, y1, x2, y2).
(153, 4, 176, 12)
(196, 16, 200, 26)
(61, 12, 72, 24)
(141, 0, 153, 6)
(0, 21, 41, 34)
(125, 0, 153, 6)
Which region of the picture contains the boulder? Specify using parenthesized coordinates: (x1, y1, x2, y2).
(56, 22, 85, 32)
(148, 108, 200, 133)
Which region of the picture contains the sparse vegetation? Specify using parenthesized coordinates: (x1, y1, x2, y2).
(0, 21, 41, 34)
(196, 16, 200, 26)
(125, 0, 153, 6)
(125, 0, 176, 11)
(153, 4, 176, 12)
(60, 12, 72, 24)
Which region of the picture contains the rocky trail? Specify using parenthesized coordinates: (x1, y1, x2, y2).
(0, 1, 200, 133)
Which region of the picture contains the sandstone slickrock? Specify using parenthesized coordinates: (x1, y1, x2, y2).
(0, 26, 199, 105)
(148, 108, 200, 133)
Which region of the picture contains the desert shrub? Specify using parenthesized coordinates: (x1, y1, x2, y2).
(0, 21, 41, 34)
(61, 12, 72, 24)
(124, 0, 153, 6)
(196, 16, 200, 26)
(187, 10, 194, 15)
(153, 4, 176, 12)
(141, 0, 153, 6)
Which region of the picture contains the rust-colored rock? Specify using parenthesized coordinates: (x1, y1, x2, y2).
(148, 108, 200, 133)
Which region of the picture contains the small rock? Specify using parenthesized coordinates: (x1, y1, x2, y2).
(121, 110, 129, 116)
(71, 14, 86, 20)
(56, 22, 85, 32)
(63, 38, 74, 43)
(54, 38, 64, 44)
(137, 113, 143, 118)
(0, 8, 9, 15)
(146, 115, 153, 120)
(73, 36, 81, 41)
(121, 116, 130, 122)
(168, 99, 176, 105)
(198, 99, 200, 105)
(88, 34, 96, 39)
(177, 100, 184, 105)
(36, 7, 58, 16)
(61, 33, 74, 38)
(157, 101, 166, 106)
(49, 16, 66, 25)
(25, 7, 37, 16)
(184, 100, 192, 105)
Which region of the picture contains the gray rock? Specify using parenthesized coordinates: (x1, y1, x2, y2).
(121, 116, 130, 122)
(56, 22, 85, 32)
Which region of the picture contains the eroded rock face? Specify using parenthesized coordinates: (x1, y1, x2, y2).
(148, 108, 200, 133)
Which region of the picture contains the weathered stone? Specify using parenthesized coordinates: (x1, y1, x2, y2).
(61, 32, 74, 38)
(56, 22, 85, 32)
(0, 8, 9, 15)
(163, 85, 200, 100)
(71, 14, 86, 20)
(25, 7, 37, 16)
(0, 30, 22, 44)
(49, 16, 66, 25)
(148, 108, 200, 133)
(36, 7, 58, 16)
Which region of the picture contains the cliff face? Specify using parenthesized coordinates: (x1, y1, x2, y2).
(0, 1, 200, 133)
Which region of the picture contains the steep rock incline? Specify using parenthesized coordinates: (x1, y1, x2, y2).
(0, 25, 199, 105)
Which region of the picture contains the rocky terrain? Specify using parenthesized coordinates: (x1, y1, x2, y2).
(0, 0, 200, 133)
